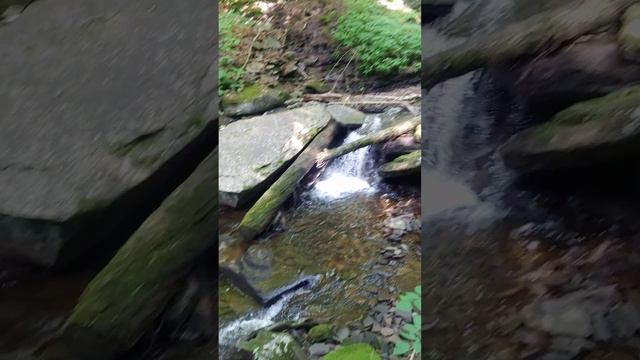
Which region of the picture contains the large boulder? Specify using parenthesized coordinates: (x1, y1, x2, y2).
(0, 0, 215, 267)
(492, 33, 640, 112)
(500, 86, 640, 172)
(219, 105, 331, 208)
(619, 4, 640, 59)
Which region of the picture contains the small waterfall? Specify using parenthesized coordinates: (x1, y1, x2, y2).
(313, 115, 381, 200)
(218, 276, 318, 358)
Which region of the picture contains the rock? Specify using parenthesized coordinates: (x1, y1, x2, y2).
(222, 84, 288, 118)
(549, 336, 594, 356)
(326, 105, 366, 128)
(520, 296, 592, 337)
(378, 151, 420, 178)
(500, 86, 640, 172)
(219, 105, 331, 207)
(605, 302, 640, 338)
(414, 124, 421, 142)
(256, 36, 283, 50)
(422, 0, 456, 22)
(380, 134, 420, 160)
(335, 327, 350, 343)
(492, 33, 640, 112)
(309, 343, 332, 357)
(321, 343, 381, 360)
(0, 0, 215, 268)
(307, 324, 332, 343)
(380, 327, 395, 337)
(619, 4, 640, 58)
(303, 78, 329, 94)
(237, 330, 306, 360)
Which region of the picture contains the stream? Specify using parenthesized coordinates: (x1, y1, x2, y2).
(424, 1, 640, 358)
(218, 111, 421, 358)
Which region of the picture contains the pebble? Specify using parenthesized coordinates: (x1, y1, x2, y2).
(380, 327, 395, 337)
(335, 327, 350, 342)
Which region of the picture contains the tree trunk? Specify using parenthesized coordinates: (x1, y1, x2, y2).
(422, 0, 636, 90)
(238, 122, 340, 240)
(317, 117, 419, 163)
(60, 150, 218, 360)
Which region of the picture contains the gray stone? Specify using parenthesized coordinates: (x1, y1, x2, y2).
(335, 327, 350, 342)
(326, 105, 366, 128)
(606, 302, 640, 338)
(0, 0, 215, 267)
(492, 33, 640, 112)
(219, 106, 331, 208)
(309, 343, 332, 357)
(521, 296, 592, 337)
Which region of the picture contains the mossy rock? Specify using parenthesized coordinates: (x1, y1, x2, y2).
(500, 85, 640, 172)
(321, 343, 381, 360)
(378, 151, 420, 178)
(222, 84, 288, 117)
(307, 324, 332, 343)
(238, 330, 306, 360)
(304, 78, 329, 94)
(619, 4, 640, 58)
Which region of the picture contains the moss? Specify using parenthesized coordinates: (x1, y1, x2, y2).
(109, 129, 163, 157)
(321, 343, 380, 360)
(304, 79, 329, 94)
(239, 330, 306, 360)
(552, 85, 640, 126)
(222, 83, 265, 107)
(76, 198, 111, 214)
(307, 324, 332, 343)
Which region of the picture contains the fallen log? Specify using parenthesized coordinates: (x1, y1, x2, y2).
(238, 121, 340, 240)
(422, 0, 636, 90)
(317, 117, 420, 164)
(59, 150, 217, 359)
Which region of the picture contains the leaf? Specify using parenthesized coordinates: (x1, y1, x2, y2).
(392, 340, 411, 356)
(413, 314, 422, 328)
(400, 330, 417, 340)
(402, 323, 418, 334)
(413, 339, 422, 354)
(414, 297, 421, 312)
(414, 285, 421, 295)
(397, 299, 413, 312)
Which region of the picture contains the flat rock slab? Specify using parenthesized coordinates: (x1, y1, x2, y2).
(219, 105, 330, 208)
(0, 0, 215, 266)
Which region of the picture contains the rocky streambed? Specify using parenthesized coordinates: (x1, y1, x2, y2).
(218, 96, 421, 359)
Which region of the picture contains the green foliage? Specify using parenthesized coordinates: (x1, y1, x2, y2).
(218, 10, 252, 97)
(321, 343, 381, 360)
(392, 285, 422, 357)
(332, 0, 421, 75)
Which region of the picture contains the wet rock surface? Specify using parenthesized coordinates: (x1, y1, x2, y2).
(0, 0, 215, 267)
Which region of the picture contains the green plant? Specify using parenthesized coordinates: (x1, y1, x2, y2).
(218, 10, 252, 97)
(393, 285, 421, 358)
(332, 0, 420, 75)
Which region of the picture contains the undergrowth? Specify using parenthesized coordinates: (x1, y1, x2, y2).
(218, 9, 253, 97)
(332, 0, 421, 75)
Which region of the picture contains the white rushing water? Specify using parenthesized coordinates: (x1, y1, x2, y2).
(312, 115, 382, 200)
(218, 277, 318, 358)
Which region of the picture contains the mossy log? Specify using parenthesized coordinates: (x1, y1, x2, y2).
(61, 150, 218, 359)
(238, 122, 340, 240)
(317, 117, 420, 163)
(422, 0, 636, 90)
